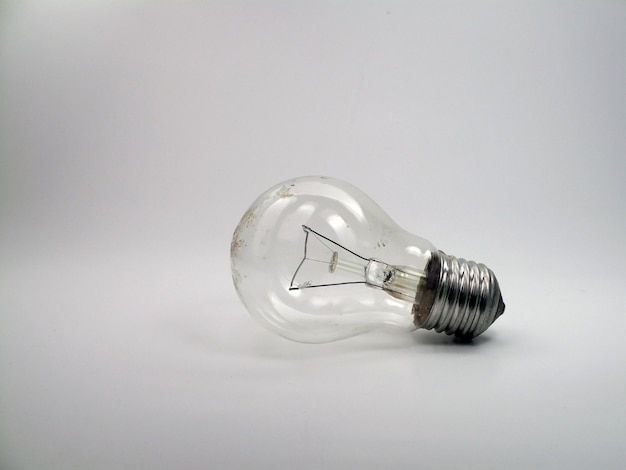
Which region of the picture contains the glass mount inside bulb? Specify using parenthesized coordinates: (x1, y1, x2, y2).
(289, 225, 424, 303)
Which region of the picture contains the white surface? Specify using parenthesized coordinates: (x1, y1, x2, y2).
(1, 2, 625, 469)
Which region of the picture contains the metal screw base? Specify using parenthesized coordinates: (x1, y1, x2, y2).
(413, 251, 505, 340)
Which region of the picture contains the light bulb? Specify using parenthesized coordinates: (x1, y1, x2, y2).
(230, 176, 504, 343)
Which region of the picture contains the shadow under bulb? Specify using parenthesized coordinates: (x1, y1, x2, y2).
(230, 176, 505, 344)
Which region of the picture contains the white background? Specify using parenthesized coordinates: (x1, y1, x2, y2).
(1, 2, 625, 469)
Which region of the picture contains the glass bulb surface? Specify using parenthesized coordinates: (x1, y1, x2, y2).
(230, 176, 438, 343)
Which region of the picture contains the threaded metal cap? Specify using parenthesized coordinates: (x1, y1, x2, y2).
(413, 251, 505, 340)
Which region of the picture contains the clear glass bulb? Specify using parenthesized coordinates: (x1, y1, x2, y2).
(230, 176, 504, 343)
